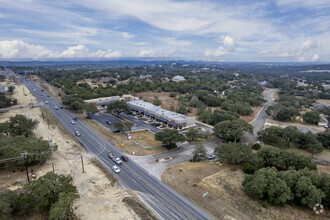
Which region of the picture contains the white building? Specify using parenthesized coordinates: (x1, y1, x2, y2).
(127, 100, 195, 129)
(172, 75, 186, 82)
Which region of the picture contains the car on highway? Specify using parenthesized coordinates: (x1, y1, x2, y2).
(112, 165, 120, 174)
(45, 101, 49, 104)
(73, 116, 78, 121)
(106, 120, 112, 125)
(113, 157, 123, 165)
(60, 106, 64, 109)
(47, 95, 50, 97)
(70, 120, 75, 125)
(33, 88, 36, 91)
(120, 155, 129, 162)
(75, 131, 81, 136)
(50, 97, 53, 100)
(54, 106, 58, 110)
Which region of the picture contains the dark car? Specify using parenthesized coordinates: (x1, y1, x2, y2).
(60, 106, 64, 109)
(106, 120, 112, 125)
(120, 155, 129, 162)
(73, 116, 78, 121)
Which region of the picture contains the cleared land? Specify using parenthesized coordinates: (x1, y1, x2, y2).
(162, 162, 322, 220)
(78, 115, 166, 156)
(0, 86, 153, 220)
(131, 130, 162, 147)
(137, 91, 180, 111)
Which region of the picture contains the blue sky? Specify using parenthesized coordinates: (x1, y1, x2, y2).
(0, 0, 329, 62)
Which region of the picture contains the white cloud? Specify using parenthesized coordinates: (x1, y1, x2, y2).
(0, 40, 122, 60)
(222, 35, 235, 51)
(302, 37, 318, 52)
(259, 37, 320, 60)
(311, 54, 320, 62)
(0, 40, 52, 59)
(205, 35, 235, 57)
(137, 49, 169, 58)
(122, 32, 135, 39)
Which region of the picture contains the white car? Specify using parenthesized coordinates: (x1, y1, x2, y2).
(45, 100, 49, 104)
(54, 106, 58, 110)
(113, 157, 123, 165)
(75, 130, 81, 136)
(112, 165, 120, 174)
(70, 120, 75, 125)
(50, 97, 53, 100)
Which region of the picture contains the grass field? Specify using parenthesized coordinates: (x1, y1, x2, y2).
(131, 130, 162, 147)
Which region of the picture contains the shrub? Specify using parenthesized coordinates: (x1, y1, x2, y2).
(252, 143, 261, 150)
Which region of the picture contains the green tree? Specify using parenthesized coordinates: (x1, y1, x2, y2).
(294, 176, 325, 208)
(302, 111, 320, 124)
(318, 130, 330, 149)
(48, 192, 79, 220)
(0, 191, 14, 220)
(176, 105, 188, 114)
(266, 104, 300, 121)
(113, 121, 125, 133)
(123, 120, 134, 133)
(18, 172, 79, 215)
(107, 100, 130, 116)
(155, 129, 185, 148)
(192, 144, 207, 162)
(282, 126, 300, 147)
(0, 114, 39, 137)
(214, 119, 253, 142)
(153, 96, 162, 106)
(243, 167, 292, 205)
(84, 103, 98, 119)
(214, 143, 253, 164)
(186, 128, 202, 142)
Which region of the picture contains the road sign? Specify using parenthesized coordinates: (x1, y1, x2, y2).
(121, 143, 124, 147)
(203, 192, 208, 197)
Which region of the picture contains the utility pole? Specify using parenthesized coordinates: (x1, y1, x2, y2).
(21, 152, 30, 183)
(48, 136, 56, 172)
(31, 99, 34, 108)
(81, 155, 85, 173)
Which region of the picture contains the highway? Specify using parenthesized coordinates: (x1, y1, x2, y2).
(8, 69, 214, 220)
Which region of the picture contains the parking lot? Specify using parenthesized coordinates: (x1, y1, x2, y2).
(93, 112, 161, 133)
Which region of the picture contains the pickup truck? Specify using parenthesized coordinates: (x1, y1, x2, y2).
(108, 152, 115, 159)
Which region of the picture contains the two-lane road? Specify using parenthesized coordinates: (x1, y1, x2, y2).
(20, 74, 214, 220)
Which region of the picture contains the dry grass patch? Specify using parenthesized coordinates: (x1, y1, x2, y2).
(122, 197, 158, 220)
(79, 116, 166, 156)
(131, 130, 162, 147)
(137, 91, 179, 111)
(162, 161, 318, 220)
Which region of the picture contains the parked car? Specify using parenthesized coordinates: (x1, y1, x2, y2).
(70, 120, 75, 125)
(120, 155, 129, 162)
(207, 154, 216, 160)
(113, 157, 123, 165)
(112, 165, 120, 174)
(106, 120, 112, 125)
(75, 131, 81, 136)
(324, 124, 329, 128)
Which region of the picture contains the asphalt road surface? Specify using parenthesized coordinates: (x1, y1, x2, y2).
(251, 89, 276, 136)
(13, 71, 214, 220)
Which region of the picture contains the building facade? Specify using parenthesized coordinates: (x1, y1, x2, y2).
(127, 100, 195, 129)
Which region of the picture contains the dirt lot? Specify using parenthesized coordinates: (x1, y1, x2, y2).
(137, 91, 180, 111)
(265, 118, 326, 133)
(315, 99, 330, 106)
(78, 115, 166, 156)
(162, 162, 324, 220)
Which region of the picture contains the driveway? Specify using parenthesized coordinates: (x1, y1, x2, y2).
(129, 138, 220, 180)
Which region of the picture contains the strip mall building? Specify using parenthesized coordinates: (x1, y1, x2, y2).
(127, 100, 195, 129)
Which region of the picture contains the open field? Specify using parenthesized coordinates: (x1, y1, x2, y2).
(78, 115, 167, 156)
(265, 118, 326, 133)
(162, 162, 323, 220)
(137, 91, 180, 111)
(131, 130, 162, 147)
(0, 100, 151, 219)
(316, 99, 330, 106)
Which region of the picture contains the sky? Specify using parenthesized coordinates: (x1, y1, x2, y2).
(0, 0, 329, 62)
